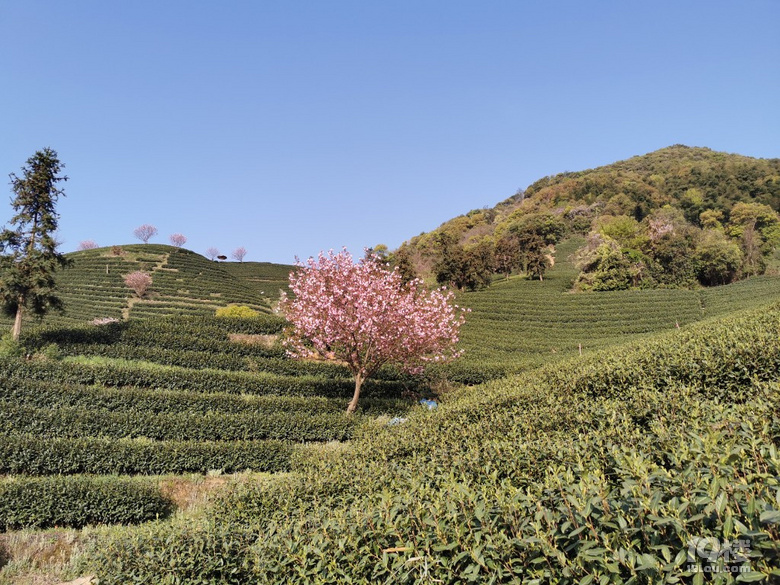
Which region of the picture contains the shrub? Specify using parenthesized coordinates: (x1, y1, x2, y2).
(215, 305, 260, 319)
(0, 334, 24, 358)
(0, 435, 293, 475)
(39, 342, 61, 361)
(0, 476, 174, 530)
(76, 518, 256, 584)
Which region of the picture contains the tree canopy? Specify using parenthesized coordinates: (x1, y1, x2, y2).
(281, 249, 467, 413)
(0, 148, 70, 339)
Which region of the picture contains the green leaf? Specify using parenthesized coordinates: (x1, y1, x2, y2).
(736, 572, 767, 582)
(759, 510, 780, 524)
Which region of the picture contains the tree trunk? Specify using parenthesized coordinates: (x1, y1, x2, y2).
(346, 374, 364, 414)
(12, 301, 23, 341)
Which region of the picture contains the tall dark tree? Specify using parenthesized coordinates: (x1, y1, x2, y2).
(494, 234, 521, 279)
(390, 245, 417, 284)
(433, 232, 465, 288)
(0, 148, 70, 339)
(509, 212, 564, 281)
(460, 240, 495, 290)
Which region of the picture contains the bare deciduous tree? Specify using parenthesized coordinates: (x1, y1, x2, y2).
(133, 224, 158, 244)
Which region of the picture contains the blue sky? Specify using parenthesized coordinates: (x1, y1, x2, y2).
(1, 1, 778, 264)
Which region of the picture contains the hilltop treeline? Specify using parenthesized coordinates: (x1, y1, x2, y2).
(394, 145, 780, 290)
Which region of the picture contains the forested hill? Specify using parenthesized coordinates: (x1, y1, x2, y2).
(394, 145, 780, 290)
(523, 145, 780, 214)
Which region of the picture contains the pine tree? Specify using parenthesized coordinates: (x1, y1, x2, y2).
(0, 148, 70, 339)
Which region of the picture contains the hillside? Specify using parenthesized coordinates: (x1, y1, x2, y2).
(2, 146, 780, 583)
(449, 237, 780, 377)
(398, 145, 780, 289)
(2, 240, 780, 582)
(0, 244, 293, 327)
(523, 144, 780, 213)
(49, 294, 780, 583)
(219, 260, 293, 299)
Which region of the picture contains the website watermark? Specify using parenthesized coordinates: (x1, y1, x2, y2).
(686, 537, 752, 574)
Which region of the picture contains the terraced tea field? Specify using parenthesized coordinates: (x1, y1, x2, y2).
(456, 238, 780, 373)
(220, 260, 293, 299)
(0, 314, 413, 541)
(10, 244, 293, 327)
(1, 241, 780, 583)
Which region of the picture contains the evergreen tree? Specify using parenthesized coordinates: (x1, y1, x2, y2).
(0, 148, 70, 340)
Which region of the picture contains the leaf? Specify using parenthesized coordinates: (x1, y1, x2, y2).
(736, 571, 767, 582)
(759, 510, 780, 524)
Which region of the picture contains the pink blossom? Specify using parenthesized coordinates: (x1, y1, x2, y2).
(281, 249, 467, 413)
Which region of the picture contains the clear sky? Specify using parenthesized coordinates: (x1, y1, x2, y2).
(1, 1, 778, 264)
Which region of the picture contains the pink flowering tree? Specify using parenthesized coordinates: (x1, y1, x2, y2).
(123, 271, 152, 298)
(281, 249, 467, 413)
(232, 246, 247, 262)
(133, 224, 158, 244)
(169, 233, 187, 248)
(78, 240, 99, 250)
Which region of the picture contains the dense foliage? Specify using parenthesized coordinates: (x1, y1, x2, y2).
(573, 202, 779, 290)
(0, 476, 173, 530)
(395, 146, 780, 290)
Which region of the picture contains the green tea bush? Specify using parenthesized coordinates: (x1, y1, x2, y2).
(75, 518, 257, 585)
(0, 402, 358, 442)
(0, 476, 174, 530)
(0, 377, 408, 418)
(0, 334, 24, 358)
(0, 356, 405, 398)
(0, 436, 292, 475)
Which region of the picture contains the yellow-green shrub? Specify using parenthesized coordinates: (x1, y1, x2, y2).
(215, 305, 260, 318)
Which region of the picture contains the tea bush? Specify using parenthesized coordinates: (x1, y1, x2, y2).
(0, 357, 405, 398)
(0, 476, 174, 530)
(0, 402, 358, 442)
(0, 436, 292, 475)
(215, 304, 261, 318)
(0, 377, 406, 417)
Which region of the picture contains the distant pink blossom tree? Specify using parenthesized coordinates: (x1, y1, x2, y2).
(169, 233, 187, 248)
(133, 224, 158, 244)
(206, 247, 220, 261)
(78, 240, 99, 250)
(123, 271, 152, 298)
(232, 246, 247, 262)
(281, 249, 467, 413)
